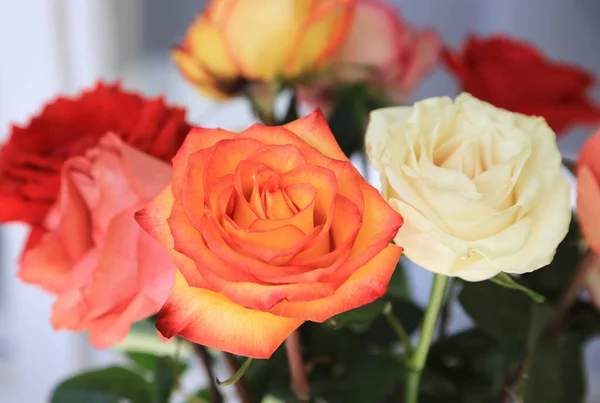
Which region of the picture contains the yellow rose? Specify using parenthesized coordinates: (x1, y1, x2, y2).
(173, 0, 355, 100)
(366, 93, 571, 281)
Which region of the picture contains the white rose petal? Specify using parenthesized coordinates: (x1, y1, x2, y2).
(366, 93, 571, 281)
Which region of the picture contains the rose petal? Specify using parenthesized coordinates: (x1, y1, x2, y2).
(156, 272, 303, 359)
(283, 110, 348, 161)
(578, 165, 600, 255)
(135, 187, 198, 278)
(268, 244, 402, 321)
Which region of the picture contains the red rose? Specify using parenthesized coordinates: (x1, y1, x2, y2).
(444, 35, 600, 136)
(0, 82, 191, 227)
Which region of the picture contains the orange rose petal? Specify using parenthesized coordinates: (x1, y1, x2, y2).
(231, 161, 272, 223)
(245, 144, 308, 173)
(248, 177, 268, 219)
(263, 185, 296, 219)
(186, 17, 238, 79)
(199, 268, 337, 309)
(250, 196, 315, 234)
(288, 225, 331, 261)
(210, 178, 237, 220)
(135, 188, 199, 281)
(231, 192, 260, 228)
(219, 216, 308, 262)
(171, 48, 230, 100)
(241, 125, 316, 154)
(199, 214, 311, 279)
(171, 47, 213, 83)
(157, 272, 303, 359)
(285, 183, 318, 211)
(233, 160, 264, 200)
(268, 244, 402, 322)
(182, 147, 231, 228)
(304, 153, 365, 213)
(204, 138, 265, 180)
(351, 182, 403, 256)
(290, 194, 361, 267)
(169, 200, 258, 285)
(282, 165, 338, 226)
(173, 217, 336, 309)
(283, 110, 348, 161)
(281, 183, 402, 285)
(204, 0, 238, 24)
(286, 0, 355, 78)
(171, 128, 235, 193)
(221, 0, 308, 80)
(578, 165, 600, 255)
(305, 182, 402, 285)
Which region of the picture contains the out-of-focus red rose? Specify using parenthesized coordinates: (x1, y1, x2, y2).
(19, 134, 176, 348)
(0, 82, 190, 228)
(299, 0, 441, 111)
(444, 35, 600, 136)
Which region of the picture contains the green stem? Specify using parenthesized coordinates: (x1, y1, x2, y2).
(405, 274, 449, 403)
(383, 305, 413, 358)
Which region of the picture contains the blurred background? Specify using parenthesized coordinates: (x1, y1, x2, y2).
(1, 1, 599, 401)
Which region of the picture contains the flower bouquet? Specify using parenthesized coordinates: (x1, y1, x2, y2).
(3, 1, 600, 402)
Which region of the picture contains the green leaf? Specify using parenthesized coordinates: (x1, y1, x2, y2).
(359, 299, 423, 346)
(459, 281, 532, 340)
(490, 273, 545, 302)
(217, 357, 253, 386)
(188, 389, 212, 403)
(327, 300, 387, 329)
(243, 349, 287, 401)
(522, 216, 584, 301)
(152, 356, 177, 403)
(524, 304, 586, 403)
(426, 329, 525, 402)
(127, 351, 187, 377)
(51, 366, 152, 403)
(306, 322, 367, 368)
(312, 354, 404, 403)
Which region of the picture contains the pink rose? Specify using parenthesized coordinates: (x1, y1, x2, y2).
(19, 133, 176, 348)
(299, 0, 442, 110)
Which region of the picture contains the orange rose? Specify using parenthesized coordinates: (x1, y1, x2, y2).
(172, 0, 355, 99)
(20, 134, 176, 348)
(136, 111, 402, 358)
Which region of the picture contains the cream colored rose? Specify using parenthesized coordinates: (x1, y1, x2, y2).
(366, 93, 571, 281)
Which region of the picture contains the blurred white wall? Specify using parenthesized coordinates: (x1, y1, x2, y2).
(0, 1, 139, 402)
(0, 0, 599, 402)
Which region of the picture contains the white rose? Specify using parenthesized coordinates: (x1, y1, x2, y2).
(365, 93, 571, 281)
